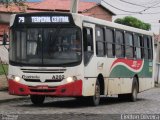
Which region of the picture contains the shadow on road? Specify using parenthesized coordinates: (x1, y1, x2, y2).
(18, 96, 146, 108)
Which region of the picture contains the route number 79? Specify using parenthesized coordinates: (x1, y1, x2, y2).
(18, 17, 25, 23)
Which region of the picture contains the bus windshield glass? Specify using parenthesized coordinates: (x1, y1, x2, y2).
(9, 27, 82, 66)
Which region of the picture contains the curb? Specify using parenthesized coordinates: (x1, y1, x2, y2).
(0, 90, 29, 103)
(0, 97, 29, 103)
(0, 88, 8, 91)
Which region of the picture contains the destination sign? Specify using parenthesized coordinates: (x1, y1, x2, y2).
(12, 13, 75, 27)
(31, 16, 69, 23)
(17, 16, 70, 24)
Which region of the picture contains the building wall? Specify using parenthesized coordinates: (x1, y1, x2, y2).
(0, 13, 11, 41)
(0, 24, 9, 41)
(156, 42, 160, 63)
(154, 36, 160, 63)
(154, 38, 160, 84)
(0, 13, 11, 23)
(82, 5, 112, 21)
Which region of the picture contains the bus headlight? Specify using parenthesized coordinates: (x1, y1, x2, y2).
(66, 76, 77, 83)
(14, 76, 21, 82)
(10, 75, 21, 82)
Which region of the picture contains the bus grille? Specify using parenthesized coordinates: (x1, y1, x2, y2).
(24, 79, 41, 82)
(30, 89, 56, 93)
(21, 68, 66, 74)
(45, 79, 63, 82)
(24, 79, 63, 82)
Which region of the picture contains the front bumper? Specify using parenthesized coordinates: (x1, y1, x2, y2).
(8, 80, 82, 97)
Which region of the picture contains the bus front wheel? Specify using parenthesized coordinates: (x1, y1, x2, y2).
(88, 80, 100, 106)
(30, 95, 45, 105)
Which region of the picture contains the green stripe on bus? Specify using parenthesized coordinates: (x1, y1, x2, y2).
(109, 60, 152, 78)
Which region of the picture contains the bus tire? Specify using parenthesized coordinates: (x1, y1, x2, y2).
(129, 77, 138, 102)
(88, 80, 100, 106)
(30, 95, 45, 105)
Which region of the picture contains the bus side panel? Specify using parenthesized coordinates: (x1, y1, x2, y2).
(82, 78, 96, 96)
(139, 78, 154, 92)
(139, 60, 154, 92)
(145, 78, 154, 90)
(139, 78, 147, 92)
(107, 78, 121, 95)
(120, 78, 133, 94)
(107, 78, 133, 95)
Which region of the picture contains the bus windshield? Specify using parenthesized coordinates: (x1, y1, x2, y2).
(9, 27, 82, 66)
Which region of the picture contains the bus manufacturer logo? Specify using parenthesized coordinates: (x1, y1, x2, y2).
(22, 75, 40, 79)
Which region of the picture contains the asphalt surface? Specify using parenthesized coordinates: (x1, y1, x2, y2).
(0, 87, 160, 120)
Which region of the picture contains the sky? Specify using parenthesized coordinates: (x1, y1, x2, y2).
(27, 0, 160, 34)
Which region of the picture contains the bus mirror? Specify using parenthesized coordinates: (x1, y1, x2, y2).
(2, 33, 8, 45)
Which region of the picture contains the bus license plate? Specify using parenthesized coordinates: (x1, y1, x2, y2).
(37, 86, 48, 89)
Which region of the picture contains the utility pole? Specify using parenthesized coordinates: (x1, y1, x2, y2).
(70, 0, 79, 13)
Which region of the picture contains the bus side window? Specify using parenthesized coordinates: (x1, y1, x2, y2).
(115, 30, 125, 58)
(144, 36, 153, 60)
(148, 36, 153, 60)
(144, 36, 149, 60)
(125, 32, 134, 59)
(95, 26, 105, 57)
(134, 35, 143, 59)
(105, 28, 115, 58)
(83, 27, 93, 65)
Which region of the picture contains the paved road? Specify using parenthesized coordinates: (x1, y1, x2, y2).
(0, 87, 160, 120)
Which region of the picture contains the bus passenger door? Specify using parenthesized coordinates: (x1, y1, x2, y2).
(83, 24, 94, 67)
(82, 23, 96, 96)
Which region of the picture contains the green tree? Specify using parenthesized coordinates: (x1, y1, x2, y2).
(114, 16, 151, 31)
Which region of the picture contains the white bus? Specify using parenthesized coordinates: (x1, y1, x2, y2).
(8, 12, 154, 106)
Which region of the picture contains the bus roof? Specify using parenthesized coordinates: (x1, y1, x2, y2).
(10, 12, 153, 36)
(72, 13, 153, 36)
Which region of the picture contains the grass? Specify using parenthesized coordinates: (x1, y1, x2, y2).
(0, 64, 8, 75)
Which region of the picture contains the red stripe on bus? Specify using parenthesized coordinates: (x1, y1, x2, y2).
(8, 80, 82, 97)
(110, 58, 143, 71)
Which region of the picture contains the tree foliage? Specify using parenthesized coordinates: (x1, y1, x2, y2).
(114, 16, 151, 31)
